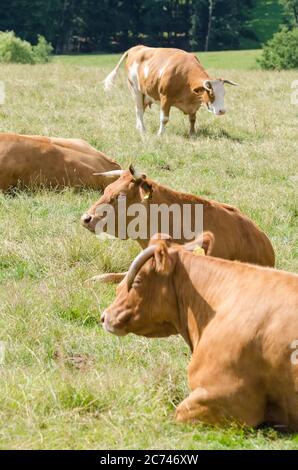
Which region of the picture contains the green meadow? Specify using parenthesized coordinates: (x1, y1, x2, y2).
(0, 50, 297, 449)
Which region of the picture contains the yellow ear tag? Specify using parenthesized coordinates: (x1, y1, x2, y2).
(193, 246, 205, 256)
(143, 194, 150, 200)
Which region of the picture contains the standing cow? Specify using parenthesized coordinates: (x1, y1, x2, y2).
(104, 45, 238, 135)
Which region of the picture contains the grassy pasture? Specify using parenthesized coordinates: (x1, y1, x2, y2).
(0, 51, 297, 449)
(55, 49, 262, 70)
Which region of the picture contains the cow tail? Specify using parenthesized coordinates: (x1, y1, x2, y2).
(103, 50, 129, 92)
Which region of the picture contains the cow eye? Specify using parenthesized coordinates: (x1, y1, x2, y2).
(132, 276, 141, 289)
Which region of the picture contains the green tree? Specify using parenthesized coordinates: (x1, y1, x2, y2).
(190, 0, 255, 51)
(280, 0, 298, 27)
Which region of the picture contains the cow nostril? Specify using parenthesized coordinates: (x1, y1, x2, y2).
(100, 313, 105, 323)
(82, 214, 92, 225)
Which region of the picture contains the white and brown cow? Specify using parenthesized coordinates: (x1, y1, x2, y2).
(100, 234, 298, 429)
(104, 45, 238, 135)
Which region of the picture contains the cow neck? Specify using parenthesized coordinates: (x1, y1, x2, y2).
(173, 251, 234, 352)
(149, 181, 210, 207)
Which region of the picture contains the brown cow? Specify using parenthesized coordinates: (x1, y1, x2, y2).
(81, 166, 275, 267)
(104, 45, 238, 135)
(0, 133, 122, 191)
(100, 234, 298, 429)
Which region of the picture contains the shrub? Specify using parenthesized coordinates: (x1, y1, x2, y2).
(259, 27, 298, 70)
(33, 35, 54, 63)
(0, 31, 53, 64)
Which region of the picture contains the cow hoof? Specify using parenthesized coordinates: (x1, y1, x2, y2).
(175, 403, 189, 423)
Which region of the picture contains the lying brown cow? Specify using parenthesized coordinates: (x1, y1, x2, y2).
(0, 133, 121, 191)
(100, 234, 298, 429)
(104, 45, 238, 135)
(81, 166, 275, 267)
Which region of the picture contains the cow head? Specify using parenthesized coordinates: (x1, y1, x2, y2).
(100, 233, 214, 338)
(193, 79, 238, 116)
(81, 165, 153, 235)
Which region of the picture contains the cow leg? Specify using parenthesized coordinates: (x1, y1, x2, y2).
(158, 96, 171, 136)
(128, 79, 146, 133)
(135, 95, 146, 133)
(189, 113, 196, 136)
(175, 384, 265, 427)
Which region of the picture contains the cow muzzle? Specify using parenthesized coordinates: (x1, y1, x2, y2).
(81, 213, 96, 231)
(100, 310, 127, 336)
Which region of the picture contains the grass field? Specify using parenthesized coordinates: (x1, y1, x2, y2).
(55, 49, 262, 71)
(0, 51, 297, 449)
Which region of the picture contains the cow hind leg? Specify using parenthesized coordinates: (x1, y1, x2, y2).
(158, 96, 171, 136)
(135, 92, 146, 133)
(128, 79, 146, 133)
(189, 113, 196, 136)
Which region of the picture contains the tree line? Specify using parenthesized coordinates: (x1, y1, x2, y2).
(0, 0, 260, 53)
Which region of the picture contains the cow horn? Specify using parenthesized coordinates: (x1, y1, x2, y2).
(223, 79, 239, 86)
(93, 170, 126, 177)
(127, 246, 156, 290)
(85, 272, 127, 284)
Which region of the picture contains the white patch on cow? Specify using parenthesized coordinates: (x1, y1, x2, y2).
(129, 61, 141, 91)
(159, 65, 166, 78)
(158, 110, 169, 135)
(207, 80, 226, 116)
(144, 63, 149, 79)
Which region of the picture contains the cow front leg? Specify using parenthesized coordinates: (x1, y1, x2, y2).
(158, 96, 171, 136)
(175, 384, 265, 427)
(189, 113, 196, 136)
(175, 387, 226, 425)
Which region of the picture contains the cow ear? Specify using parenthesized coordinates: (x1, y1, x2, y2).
(139, 181, 153, 201)
(154, 241, 174, 275)
(129, 164, 147, 182)
(184, 231, 214, 256)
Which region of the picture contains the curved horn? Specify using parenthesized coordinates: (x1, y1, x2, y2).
(223, 80, 239, 86)
(127, 245, 156, 290)
(93, 170, 126, 177)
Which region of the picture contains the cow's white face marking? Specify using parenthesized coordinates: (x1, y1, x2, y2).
(144, 63, 149, 79)
(207, 80, 226, 116)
